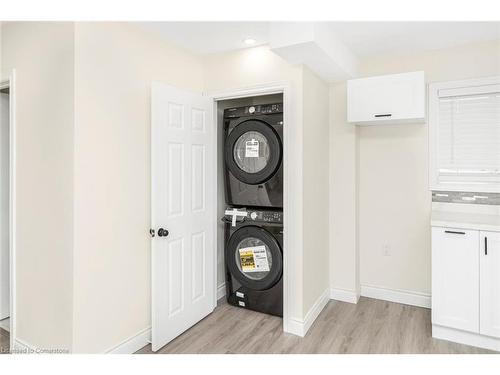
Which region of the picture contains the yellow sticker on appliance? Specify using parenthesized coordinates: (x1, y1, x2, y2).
(245, 139, 259, 158)
(239, 246, 269, 273)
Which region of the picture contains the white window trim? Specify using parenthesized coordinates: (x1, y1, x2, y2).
(429, 76, 500, 193)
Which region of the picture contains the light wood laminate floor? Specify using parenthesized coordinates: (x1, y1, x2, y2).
(137, 297, 495, 354)
(0, 328, 9, 354)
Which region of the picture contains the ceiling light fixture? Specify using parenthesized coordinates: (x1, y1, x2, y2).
(243, 38, 256, 45)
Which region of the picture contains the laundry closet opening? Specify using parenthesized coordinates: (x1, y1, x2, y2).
(215, 92, 285, 318)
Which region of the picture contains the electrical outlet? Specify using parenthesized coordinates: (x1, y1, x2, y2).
(383, 244, 391, 256)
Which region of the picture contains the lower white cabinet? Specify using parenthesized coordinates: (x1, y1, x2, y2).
(431, 227, 479, 333)
(432, 226, 500, 350)
(480, 231, 500, 338)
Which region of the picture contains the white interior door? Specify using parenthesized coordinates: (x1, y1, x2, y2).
(151, 83, 215, 352)
(0, 90, 9, 320)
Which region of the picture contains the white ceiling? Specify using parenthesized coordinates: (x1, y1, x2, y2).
(329, 22, 500, 57)
(140, 22, 270, 55)
(141, 21, 500, 58)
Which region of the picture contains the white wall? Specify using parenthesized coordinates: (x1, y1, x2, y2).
(302, 66, 330, 312)
(329, 82, 359, 299)
(358, 39, 500, 296)
(72, 22, 204, 353)
(330, 39, 500, 299)
(1, 22, 75, 350)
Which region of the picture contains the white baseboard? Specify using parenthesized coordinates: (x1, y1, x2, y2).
(432, 324, 500, 352)
(105, 327, 151, 354)
(217, 283, 226, 300)
(360, 284, 431, 308)
(285, 318, 305, 337)
(303, 288, 330, 335)
(104, 284, 224, 354)
(330, 288, 359, 304)
(285, 288, 330, 337)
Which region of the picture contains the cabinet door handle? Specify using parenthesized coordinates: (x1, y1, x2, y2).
(374, 114, 392, 118)
(485, 237, 488, 255)
(444, 230, 465, 235)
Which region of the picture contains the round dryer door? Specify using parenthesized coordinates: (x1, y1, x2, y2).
(226, 226, 282, 291)
(225, 119, 282, 185)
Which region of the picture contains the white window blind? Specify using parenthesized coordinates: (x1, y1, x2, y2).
(437, 88, 500, 185)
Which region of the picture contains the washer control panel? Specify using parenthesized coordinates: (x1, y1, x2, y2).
(247, 209, 283, 223)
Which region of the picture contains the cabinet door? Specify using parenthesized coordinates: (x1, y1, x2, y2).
(432, 227, 479, 332)
(347, 71, 425, 123)
(480, 231, 500, 338)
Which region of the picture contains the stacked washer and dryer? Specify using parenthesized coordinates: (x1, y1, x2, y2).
(222, 102, 284, 317)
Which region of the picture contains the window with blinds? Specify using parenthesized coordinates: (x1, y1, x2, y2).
(438, 92, 500, 183)
(429, 77, 500, 192)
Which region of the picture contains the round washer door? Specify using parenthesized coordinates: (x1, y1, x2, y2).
(225, 119, 282, 185)
(226, 226, 282, 291)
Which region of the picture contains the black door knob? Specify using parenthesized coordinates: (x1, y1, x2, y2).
(158, 228, 169, 237)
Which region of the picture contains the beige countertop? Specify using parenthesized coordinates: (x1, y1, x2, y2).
(431, 210, 500, 232)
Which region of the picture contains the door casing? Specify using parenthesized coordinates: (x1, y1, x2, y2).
(0, 70, 17, 351)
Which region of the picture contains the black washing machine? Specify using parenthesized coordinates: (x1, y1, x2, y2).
(224, 103, 283, 208)
(224, 208, 283, 317)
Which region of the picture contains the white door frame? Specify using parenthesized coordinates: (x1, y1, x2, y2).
(208, 81, 294, 334)
(0, 69, 17, 351)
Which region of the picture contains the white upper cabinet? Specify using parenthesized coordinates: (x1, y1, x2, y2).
(429, 76, 500, 193)
(347, 71, 425, 125)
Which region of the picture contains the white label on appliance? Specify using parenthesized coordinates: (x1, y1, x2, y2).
(245, 139, 259, 158)
(236, 291, 245, 298)
(238, 301, 246, 307)
(239, 245, 270, 273)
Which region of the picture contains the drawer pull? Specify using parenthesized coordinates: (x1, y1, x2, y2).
(444, 230, 465, 235)
(374, 114, 392, 118)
